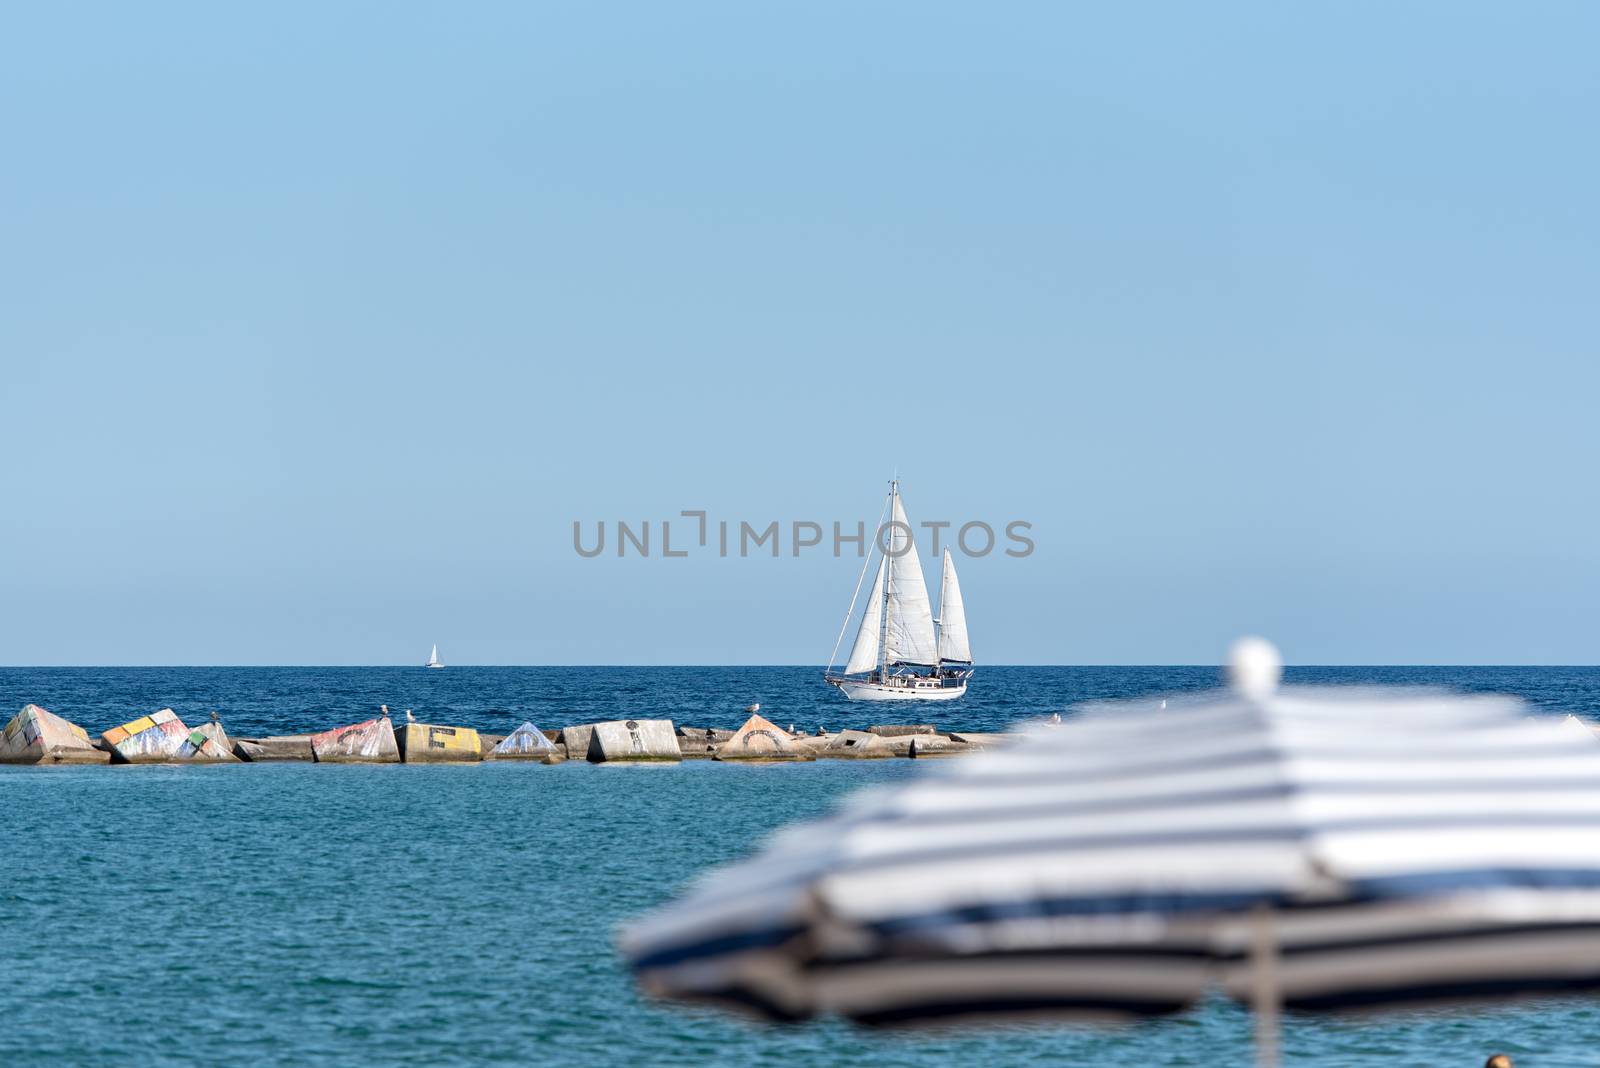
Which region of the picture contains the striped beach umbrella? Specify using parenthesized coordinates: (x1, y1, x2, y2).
(621, 640, 1600, 1065)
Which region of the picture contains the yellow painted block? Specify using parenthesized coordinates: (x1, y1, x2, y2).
(435, 726, 478, 752)
(119, 716, 154, 736)
(401, 723, 482, 761)
(69, 724, 89, 741)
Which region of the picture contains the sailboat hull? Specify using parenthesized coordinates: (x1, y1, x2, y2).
(830, 677, 968, 702)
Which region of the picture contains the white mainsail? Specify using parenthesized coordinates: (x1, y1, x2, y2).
(843, 558, 885, 675)
(936, 548, 972, 663)
(882, 493, 939, 667)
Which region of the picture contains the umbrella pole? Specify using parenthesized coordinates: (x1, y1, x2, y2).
(1250, 902, 1280, 1068)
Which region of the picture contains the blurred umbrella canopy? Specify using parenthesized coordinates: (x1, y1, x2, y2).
(622, 640, 1600, 1066)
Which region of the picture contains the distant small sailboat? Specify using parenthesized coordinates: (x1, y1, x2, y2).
(824, 480, 973, 702)
(425, 644, 445, 669)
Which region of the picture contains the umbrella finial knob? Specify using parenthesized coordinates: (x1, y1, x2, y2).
(1227, 637, 1282, 697)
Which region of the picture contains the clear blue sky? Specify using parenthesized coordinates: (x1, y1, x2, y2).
(3, 3, 1597, 665)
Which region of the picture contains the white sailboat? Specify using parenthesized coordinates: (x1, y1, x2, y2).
(425, 644, 444, 669)
(824, 480, 973, 702)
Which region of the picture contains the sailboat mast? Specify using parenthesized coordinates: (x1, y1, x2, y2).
(878, 479, 895, 680)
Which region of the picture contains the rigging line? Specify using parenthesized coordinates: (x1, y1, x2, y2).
(826, 490, 892, 675)
(880, 478, 895, 678)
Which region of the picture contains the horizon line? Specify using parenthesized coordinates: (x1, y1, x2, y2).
(1, 663, 1596, 670)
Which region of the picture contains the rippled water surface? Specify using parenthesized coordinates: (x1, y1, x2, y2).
(3, 666, 1599, 1067)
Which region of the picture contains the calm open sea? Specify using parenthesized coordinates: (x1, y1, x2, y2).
(3, 666, 1599, 1067)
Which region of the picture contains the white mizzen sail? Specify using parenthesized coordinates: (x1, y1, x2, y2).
(843, 559, 886, 675)
(936, 549, 971, 663)
(883, 493, 938, 666)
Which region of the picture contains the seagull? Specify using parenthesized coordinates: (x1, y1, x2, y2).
(405, 709, 416, 724)
(1160, 699, 1167, 710)
(210, 711, 221, 724)
(1050, 712, 1061, 724)
(381, 705, 389, 716)
(745, 703, 761, 714)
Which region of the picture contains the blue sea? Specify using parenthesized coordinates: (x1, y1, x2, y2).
(3, 666, 1599, 1067)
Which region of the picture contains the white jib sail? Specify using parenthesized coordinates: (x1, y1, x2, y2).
(843, 557, 886, 674)
(883, 493, 939, 666)
(936, 548, 972, 663)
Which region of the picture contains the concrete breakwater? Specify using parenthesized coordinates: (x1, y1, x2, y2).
(0, 703, 1009, 767)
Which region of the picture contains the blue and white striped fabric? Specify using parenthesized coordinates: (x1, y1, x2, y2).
(621, 686, 1600, 1025)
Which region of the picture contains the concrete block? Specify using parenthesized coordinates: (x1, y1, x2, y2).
(102, 710, 191, 763)
(817, 729, 893, 759)
(557, 724, 595, 761)
(485, 722, 559, 760)
(175, 719, 240, 763)
(233, 735, 315, 761)
(675, 727, 719, 759)
(867, 724, 937, 737)
(882, 733, 971, 758)
(945, 732, 1011, 749)
(398, 722, 482, 763)
(0, 705, 108, 765)
(715, 714, 813, 761)
(587, 719, 680, 763)
(310, 717, 399, 763)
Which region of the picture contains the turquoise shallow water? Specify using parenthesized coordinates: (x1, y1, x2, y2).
(4, 667, 1600, 1067)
